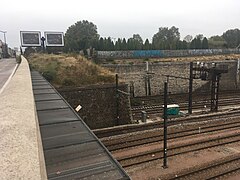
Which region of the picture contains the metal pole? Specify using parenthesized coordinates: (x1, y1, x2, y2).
(188, 62, 193, 114)
(210, 73, 215, 112)
(0, 31, 7, 58)
(0, 31, 6, 44)
(215, 75, 220, 111)
(210, 72, 220, 112)
(41, 37, 46, 52)
(163, 81, 168, 168)
(148, 75, 151, 96)
(3, 33, 6, 45)
(116, 74, 119, 125)
(145, 75, 148, 96)
(146, 61, 149, 72)
(20, 47, 23, 55)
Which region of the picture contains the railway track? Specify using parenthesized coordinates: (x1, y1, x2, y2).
(131, 90, 240, 107)
(102, 117, 240, 151)
(117, 131, 240, 168)
(94, 109, 240, 138)
(167, 154, 240, 180)
(100, 91, 240, 178)
(131, 97, 240, 119)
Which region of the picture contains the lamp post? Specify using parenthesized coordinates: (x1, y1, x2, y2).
(0, 30, 7, 58)
(0, 30, 7, 44)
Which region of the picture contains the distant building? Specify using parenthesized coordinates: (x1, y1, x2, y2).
(0, 40, 3, 58)
(0, 40, 17, 58)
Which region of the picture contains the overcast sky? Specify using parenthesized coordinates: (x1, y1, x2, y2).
(1, 0, 240, 48)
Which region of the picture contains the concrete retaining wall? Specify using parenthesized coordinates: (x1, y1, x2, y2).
(97, 49, 240, 59)
(0, 56, 47, 179)
(103, 60, 239, 96)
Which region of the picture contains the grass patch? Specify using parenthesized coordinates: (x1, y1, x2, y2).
(28, 53, 115, 87)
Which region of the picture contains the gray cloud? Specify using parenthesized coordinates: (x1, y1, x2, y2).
(1, 0, 240, 48)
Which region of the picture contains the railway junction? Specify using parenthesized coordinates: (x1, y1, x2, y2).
(1, 55, 240, 179)
(92, 61, 240, 179)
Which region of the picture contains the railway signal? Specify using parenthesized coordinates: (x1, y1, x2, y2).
(188, 62, 193, 114)
(191, 62, 228, 112)
(20, 31, 64, 52)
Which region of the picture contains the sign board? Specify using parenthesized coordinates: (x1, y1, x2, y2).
(75, 105, 82, 112)
(20, 31, 41, 47)
(44, 32, 64, 47)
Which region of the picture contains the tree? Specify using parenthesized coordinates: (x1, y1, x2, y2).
(46, 46, 64, 54)
(143, 39, 151, 50)
(152, 26, 180, 50)
(208, 35, 227, 49)
(115, 38, 122, 50)
(190, 35, 203, 49)
(98, 37, 104, 50)
(121, 38, 127, 50)
(183, 35, 193, 43)
(127, 38, 134, 50)
(64, 20, 99, 52)
(202, 37, 209, 49)
(195, 37, 202, 49)
(132, 34, 143, 49)
(176, 40, 183, 50)
(182, 40, 188, 49)
(103, 38, 108, 50)
(190, 38, 196, 49)
(196, 34, 204, 41)
(24, 47, 36, 57)
(127, 34, 143, 50)
(222, 28, 240, 48)
(102, 37, 113, 51)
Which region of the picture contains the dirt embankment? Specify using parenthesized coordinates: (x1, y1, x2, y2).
(28, 53, 115, 88)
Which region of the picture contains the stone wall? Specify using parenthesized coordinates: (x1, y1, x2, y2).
(58, 84, 132, 129)
(103, 60, 239, 97)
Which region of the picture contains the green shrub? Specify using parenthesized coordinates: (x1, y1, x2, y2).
(62, 78, 75, 86)
(43, 70, 56, 82)
(16, 56, 22, 64)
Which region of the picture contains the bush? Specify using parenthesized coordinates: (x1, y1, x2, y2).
(43, 70, 56, 82)
(16, 56, 22, 64)
(62, 78, 75, 86)
(28, 53, 115, 87)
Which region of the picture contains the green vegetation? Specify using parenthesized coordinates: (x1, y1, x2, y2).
(24, 20, 240, 55)
(16, 55, 22, 64)
(189, 34, 209, 49)
(222, 29, 240, 48)
(28, 53, 115, 87)
(208, 36, 227, 49)
(152, 26, 180, 50)
(62, 22, 210, 51)
(64, 20, 99, 52)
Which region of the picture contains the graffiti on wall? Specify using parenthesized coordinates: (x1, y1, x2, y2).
(96, 49, 240, 59)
